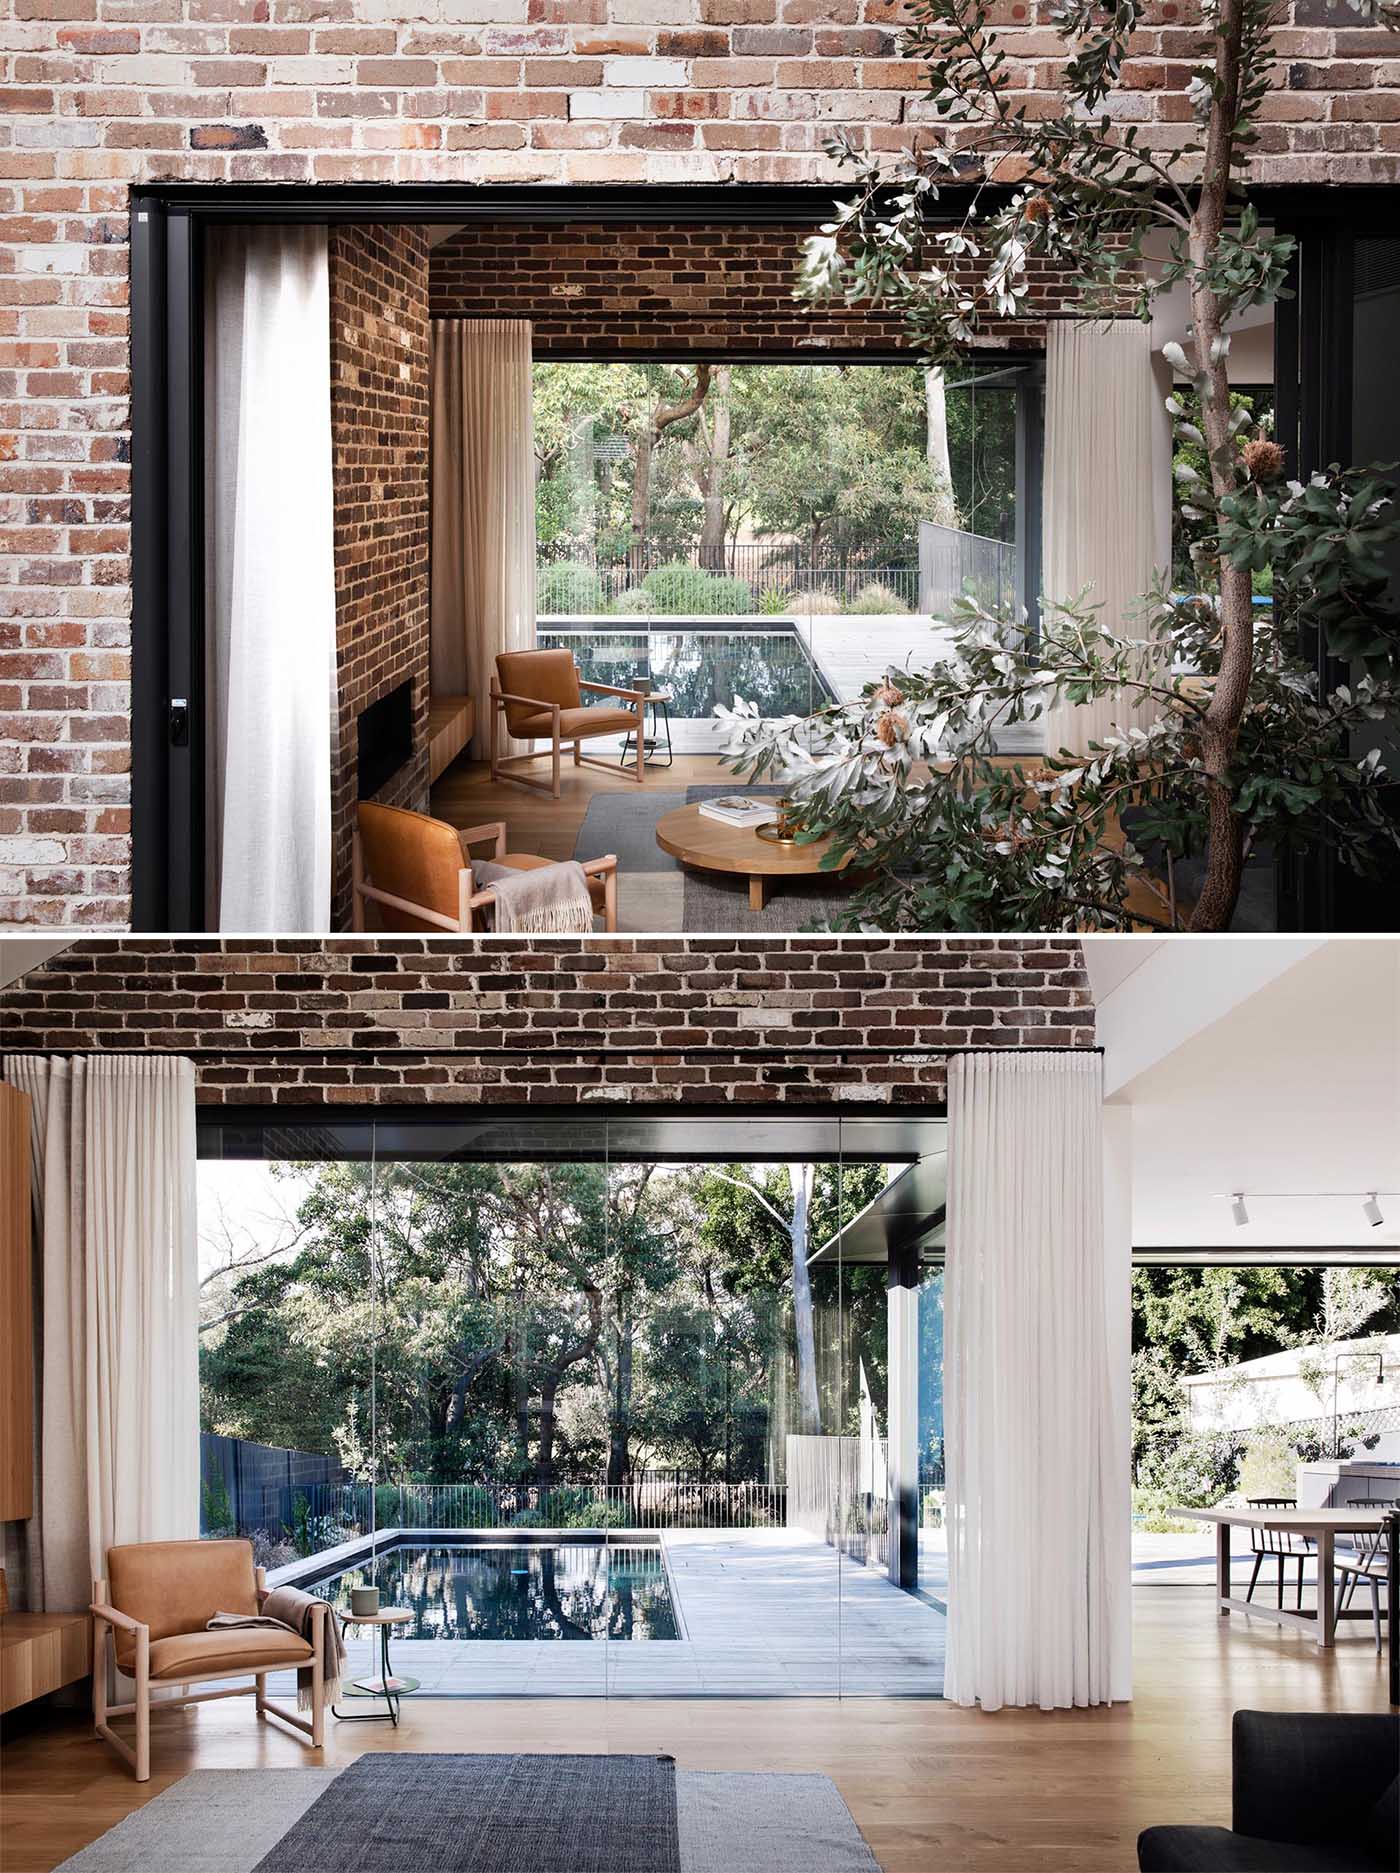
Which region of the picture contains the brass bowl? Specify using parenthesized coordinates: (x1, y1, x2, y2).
(755, 798, 801, 845)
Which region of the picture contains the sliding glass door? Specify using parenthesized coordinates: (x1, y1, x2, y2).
(196, 1108, 949, 1698)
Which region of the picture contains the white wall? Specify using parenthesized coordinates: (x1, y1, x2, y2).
(1091, 939, 1400, 1251)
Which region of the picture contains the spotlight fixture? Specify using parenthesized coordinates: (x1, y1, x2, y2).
(1362, 1193, 1385, 1229)
(1230, 1193, 1249, 1228)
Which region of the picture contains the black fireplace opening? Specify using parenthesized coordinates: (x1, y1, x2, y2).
(356, 680, 414, 800)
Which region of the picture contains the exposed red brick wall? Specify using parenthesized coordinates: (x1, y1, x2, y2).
(0, 937, 1094, 1104)
(329, 222, 432, 932)
(430, 220, 1067, 351)
(0, 0, 1396, 926)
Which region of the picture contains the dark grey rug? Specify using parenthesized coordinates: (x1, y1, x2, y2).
(252, 1752, 679, 1873)
(681, 786, 854, 934)
(56, 1766, 883, 1872)
(573, 788, 684, 871)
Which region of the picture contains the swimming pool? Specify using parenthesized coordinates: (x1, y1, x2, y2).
(540, 623, 833, 721)
(306, 1540, 680, 1642)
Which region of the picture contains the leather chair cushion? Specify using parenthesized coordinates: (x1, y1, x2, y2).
(107, 1538, 259, 1668)
(146, 1627, 314, 1682)
(493, 851, 607, 911)
(358, 801, 466, 932)
(496, 649, 582, 736)
(510, 705, 638, 742)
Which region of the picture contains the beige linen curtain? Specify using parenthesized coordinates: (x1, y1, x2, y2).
(204, 225, 336, 932)
(943, 1051, 1130, 1711)
(431, 319, 537, 758)
(3, 1055, 199, 1615)
(1040, 319, 1173, 758)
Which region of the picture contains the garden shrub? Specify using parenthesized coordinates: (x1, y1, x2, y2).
(642, 561, 719, 615)
(539, 562, 603, 615)
(705, 575, 756, 615)
(849, 581, 908, 615)
(785, 588, 842, 615)
(611, 586, 654, 614)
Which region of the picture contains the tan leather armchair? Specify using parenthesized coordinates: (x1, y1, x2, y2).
(352, 801, 618, 934)
(91, 1538, 327, 1782)
(491, 646, 648, 796)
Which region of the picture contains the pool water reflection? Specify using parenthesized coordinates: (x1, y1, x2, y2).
(308, 1541, 680, 1642)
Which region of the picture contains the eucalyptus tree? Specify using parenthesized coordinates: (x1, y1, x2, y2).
(721, 0, 1400, 930)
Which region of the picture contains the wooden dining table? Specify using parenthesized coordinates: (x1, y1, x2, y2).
(1172, 1504, 1390, 1648)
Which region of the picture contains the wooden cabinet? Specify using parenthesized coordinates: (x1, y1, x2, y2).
(0, 1081, 33, 1523)
(1, 1613, 91, 1715)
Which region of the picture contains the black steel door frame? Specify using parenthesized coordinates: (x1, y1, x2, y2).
(130, 180, 1368, 931)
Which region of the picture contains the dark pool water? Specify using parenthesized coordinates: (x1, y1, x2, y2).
(540, 626, 832, 720)
(308, 1542, 679, 1642)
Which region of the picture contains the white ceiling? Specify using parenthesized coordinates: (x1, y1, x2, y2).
(1115, 941, 1400, 1250)
(0, 937, 74, 990)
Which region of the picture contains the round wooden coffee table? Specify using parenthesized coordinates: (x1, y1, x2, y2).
(654, 803, 852, 913)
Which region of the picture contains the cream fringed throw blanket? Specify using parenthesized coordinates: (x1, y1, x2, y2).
(208, 1585, 345, 1710)
(473, 858, 594, 933)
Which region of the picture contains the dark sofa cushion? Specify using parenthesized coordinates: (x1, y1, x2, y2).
(1138, 1825, 1384, 1873)
(1365, 1777, 1399, 1871)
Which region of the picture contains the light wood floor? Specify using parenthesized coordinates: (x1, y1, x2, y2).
(429, 754, 1181, 934)
(430, 752, 729, 864)
(2, 1589, 1391, 1872)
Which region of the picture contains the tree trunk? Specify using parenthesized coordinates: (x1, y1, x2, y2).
(698, 367, 731, 569)
(924, 366, 958, 526)
(607, 1309, 632, 1486)
(537, 1373, 559, 1481)
(629, 364, 713, 577)
(1186, 0, 1251, 932)
(629, 426, 654, 580)
(788, 1162, 821, 1437)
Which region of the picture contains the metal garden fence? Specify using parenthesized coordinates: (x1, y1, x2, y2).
(238, 1474, 791, 1546)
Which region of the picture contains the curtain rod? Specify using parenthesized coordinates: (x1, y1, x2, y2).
(3, 1043, 1102, 1060)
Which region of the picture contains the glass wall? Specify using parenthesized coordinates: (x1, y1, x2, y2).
(534, 361, 1031, 762)
(195, 1111, 948, 1698)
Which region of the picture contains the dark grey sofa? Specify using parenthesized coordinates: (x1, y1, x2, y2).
(1138, 1711, 1399, 1872)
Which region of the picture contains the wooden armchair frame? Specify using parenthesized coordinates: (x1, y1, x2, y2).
(352, 819, 618, 934)
(91, 1564, 327, 1783)
(490, 676, 649, 797)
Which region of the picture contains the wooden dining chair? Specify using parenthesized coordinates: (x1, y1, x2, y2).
(1335, 1498, 1395, 1653)
(1245, 1497, 1312, 1611)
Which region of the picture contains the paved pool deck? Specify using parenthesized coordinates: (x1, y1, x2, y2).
(268, 1528, 1281, 1705)
(270, 1527, 948, 1701)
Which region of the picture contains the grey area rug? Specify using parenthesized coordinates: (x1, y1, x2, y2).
(253, 1752, 680, 1873)
(56, 1763, 882, 1873)
(572, 784, 853, 933)
(682, 785, 853, 934)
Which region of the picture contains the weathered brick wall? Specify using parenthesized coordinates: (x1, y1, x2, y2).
(0, 936, 1094, 1104)
(431, 219, 1052, 351)
(1, 0, 1396, 927)
(329, 221, 431, 931)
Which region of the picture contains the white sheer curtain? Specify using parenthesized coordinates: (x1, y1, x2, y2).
(943, 1051, 1129, 1711)
(205, 225, 336, 932)
(431, 318, 536, 758)
(1040, 319, 1173, 758)
(3, 1056, 198, 1614)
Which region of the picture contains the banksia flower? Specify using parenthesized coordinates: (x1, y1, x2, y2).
(1023, 194, 1052, 226)
(874, 710, 907, 747)
(1241, 438, 1285, 483)
(873, 681, 905, 707)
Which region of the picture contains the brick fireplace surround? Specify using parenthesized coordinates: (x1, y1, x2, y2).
(0, 936, 1094, 1104)
(1, 0, 1396, 928)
